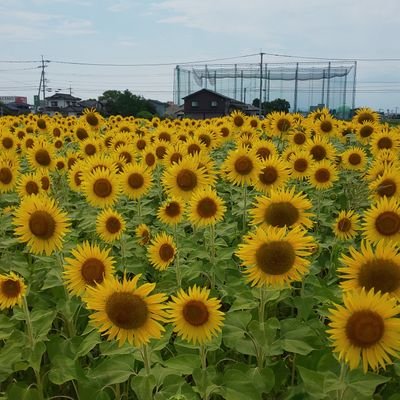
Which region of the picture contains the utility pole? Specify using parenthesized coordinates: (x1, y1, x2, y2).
(42, 56, 46, 103)
(259, 52, 265, 117)
(36, 56, 49, 112)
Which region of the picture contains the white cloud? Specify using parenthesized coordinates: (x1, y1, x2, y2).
(56, 19, 96, 35)
(107, 0, 132, 13)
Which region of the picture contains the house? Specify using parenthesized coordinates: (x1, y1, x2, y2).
(183, 89, 260, 119)
(45, 93, 81, 109)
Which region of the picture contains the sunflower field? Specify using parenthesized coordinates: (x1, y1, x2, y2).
(0, 108, 400, 400)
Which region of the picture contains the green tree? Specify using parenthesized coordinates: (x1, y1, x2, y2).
(99, 90, 155, 117)
(252, 98, 290, 115)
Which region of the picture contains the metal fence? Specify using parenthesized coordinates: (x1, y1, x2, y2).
(173, 61, 357, 116)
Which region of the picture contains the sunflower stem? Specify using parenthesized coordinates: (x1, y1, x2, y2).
(22, 296, 34, 348)
(174, 224, 182, 287)
(258, 287, 266, 327)
(242, 184, 248, 231)
(142, 344, 151, 375)
(209, 224, 216, 288)
(337, 362, 348, 400)
(137, 198, 142, 219)
(199, 344, 207, 370)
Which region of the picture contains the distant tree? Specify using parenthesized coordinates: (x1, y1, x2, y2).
(251, 98, 290, 115)
(99, 90, 155, 117)
(136, 110, 153, 120)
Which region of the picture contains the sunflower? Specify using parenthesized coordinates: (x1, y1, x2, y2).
(288, 128, 309, 148)
(168, 285, 224, 345)
(236, 225, 314, 287)
(313, 114, 337, 137)
(96, 208, 126, 243)
(162, 144, 186, 167)
(341, 147, 367, 171)
(84, 274, 168, 346)
(339, 241, 400, 300)
(13, 195, 70, 255)
(0, 272, 27, 310)
(188, 187, 226, 227)
(64, 242, 115, 297)
(163, 157, 210, 201)
(82, 167, 121, 208)
(80, 138, 101, 158)
(327, 289, 400, 372)
(268, 112, 293, 137)
(306, 136, 336, 162)
(249, 187, 314, 230)
(362, 196, 400, 244)
(253, 139, 277, 161)
(333, 210, 360, 240)
(0, 161, 18, 193)
(370, 128, 400, 155)
(352, 107, 380, 125)
(308, 160, 338, 190)
(135, 224, 151, 246)
(369, 169, 400, 202)
(356, 122, 377, 144)
(157, 197, 185, 226)
(154, 140, 173, 161)
(82, 108, 103, 131)
(141, 147, 158, 170)
(147, 232, 176, 271)
(185, 137, 207, 157)
(288, 150, 313, 180)
(74, 123, 91, 142)
(27, 141, 55, 171)
(68, 160, 84, 193)
(231, 110, 246, 129)
(0, 132, 17, 152)
(221, 148, 261, 187)
(253, 155, 290, 194)
(121, 163, 152, 200)
(17, 173, 42, 198)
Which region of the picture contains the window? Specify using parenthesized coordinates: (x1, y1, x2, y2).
(51, 101, 58, 107)
(191, 101, 199, 107)
(211, 100, 218, 107)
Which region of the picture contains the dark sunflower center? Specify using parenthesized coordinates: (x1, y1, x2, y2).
(358, 114, 374, 124)
(345, 310, 384, 348)
(0, 167, 12, 184)
(360, 125, 373, 138)
(256, 147, 271, 160)
(377, 179, 396, 198)
(250, 119, 258, 128)
(137, 139, 146, 150)
(348, 153, 361, 165)
(145, 153, 156, 167)
(165, 201, 181, 217)
(141, 230, 150, 244)
(74, 171, 82, 186)
(128, 173, 144, 189)
(320, 121, 332, 133)
(54, 140, 62, 149)
(37, 119, 46, 130)
(76, 128, 89, 141)
(68, 157, 77, 169)
(93, 178, 112, 198)
(41, 176, 50, 190)
(53, 128, 61, 137)
(120, 151, 132, 163)
(29, 210, 56, 239)
(170, 152, 183, 165)
(294, 158, 308, 172)
(197, 197, 217, 218)
(177, 169, 197, 191)
(35, 149, 51, 166)
(106, 216, 121, 234)
(337, 217, 352, 232)
(377, 137, 392, 149)
(26, 181, 39, 195)
(159, 243, 174, 262)
(81, 258, 105, 285)
(1, 279, 21, 298)
(199, 134, 211, 147)
(310, 145, 327, 161)
(259, 166, 278, 185)
(221, 127, 229, 137)
(25, 138, 34, 149)
(188, 143, 201, 155)
(234, 156, 253, 175)
(264, 202, 300, 227)
(315, 168, 330, 183)
(375, 211, 400, 236)
(56, 161, 65, 170)
(159, 132, 171, 142)
(2, 137, 13, 149)
(277, 118, 290, 132)
(105, 292, 148, 329)
(86, 113, 99, 127)
(358, 259, 400, 294)
(156, 145, 167, 159)
(233, 115, 244, 127)
(293, 132, 306, 144)
(182, 300, 209, 326)
(85, 144, 96, 156)
(255, 241, 296, 275)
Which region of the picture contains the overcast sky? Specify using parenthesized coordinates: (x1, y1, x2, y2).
(2, 0, 400, 111)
